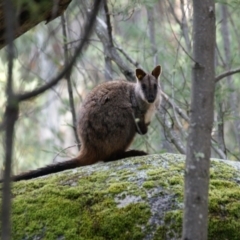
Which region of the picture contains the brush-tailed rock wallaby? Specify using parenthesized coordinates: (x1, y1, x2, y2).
(10, 65, 162, 181)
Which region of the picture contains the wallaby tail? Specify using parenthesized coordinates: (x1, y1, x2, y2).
(0, 147, 99, 182)
(105, 149, 147, 162)
(11, 158, 81, 181)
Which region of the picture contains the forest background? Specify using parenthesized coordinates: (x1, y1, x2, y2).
(0, 0, 239, 175)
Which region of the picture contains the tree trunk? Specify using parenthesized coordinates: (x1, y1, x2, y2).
(182, 1, 215, 239)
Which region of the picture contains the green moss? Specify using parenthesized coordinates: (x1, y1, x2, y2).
(208, 218, 240, 240)
(7, 172, 150, 239)
(207, 162, 240, 239)
(3, 154, 240, 239)
(153, 210, 183, 240)
(107, 182, 129, 194)
(149, 155, 240, 239)
(143, 180, 155, 189)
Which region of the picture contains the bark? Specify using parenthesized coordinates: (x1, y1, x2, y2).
(1, 104, 18, 240)
(0, 0, 72, 49)
(182, 1, 215, 240)
(1, 1, 17, 239)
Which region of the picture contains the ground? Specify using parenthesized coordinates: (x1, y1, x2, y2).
(1, 153, 240, 239)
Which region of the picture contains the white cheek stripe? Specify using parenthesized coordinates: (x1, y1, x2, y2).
(135, 80, 161, 124)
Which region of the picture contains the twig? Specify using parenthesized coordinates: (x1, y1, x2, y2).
(52, 144, 81, 162)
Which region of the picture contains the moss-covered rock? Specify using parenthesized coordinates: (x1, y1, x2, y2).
(1, 153, 240, 239)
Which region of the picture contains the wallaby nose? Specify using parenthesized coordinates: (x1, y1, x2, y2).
(148, 96, 155, 103)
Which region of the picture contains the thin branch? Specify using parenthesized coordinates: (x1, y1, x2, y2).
(95, 15, 136, 82)
(215, 67, 240, 83)
(104, 0, 113, 46)
(103, 0, 113, 80)
(17, 0, 103, 102)
(156, 112, 186, 154)
(161, 91, 190, 122)
(52, 144, 81, 162)
(161, 90, 230, 159)
(165, 0, 196, 64)
(180, 0, 192, 52)
(167, 0, 181, 25)
(216, 102, 227, 158)
(61, 14, 80, 149)
(115, 43, 142, 68)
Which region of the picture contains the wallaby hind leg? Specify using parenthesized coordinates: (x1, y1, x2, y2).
(104, 150, 147, 162)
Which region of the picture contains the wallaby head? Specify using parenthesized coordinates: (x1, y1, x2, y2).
(135, 65, 162, 103)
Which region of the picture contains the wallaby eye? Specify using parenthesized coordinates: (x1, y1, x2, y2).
(142, 84, 147, 90)
(153, 83, 157, 90)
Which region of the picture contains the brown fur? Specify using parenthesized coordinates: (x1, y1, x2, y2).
(9, 65, 162, 181)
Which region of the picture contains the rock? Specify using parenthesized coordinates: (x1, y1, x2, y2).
(5, 153, 240, 239)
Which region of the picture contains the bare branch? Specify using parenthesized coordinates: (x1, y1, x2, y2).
(104, 0, 113, 46)
(103, 1, 113, 80)
(180, 0, 192, 52)
(52, 144, 81, 162)
(95, 15, 136, 82)
(167, 0, 181, 26)
(216, 102, 227, 158)
(161, 91, 190, 122)
(17, 0, 103, 102)
(156, 112, 186, 154)
(115, 43, 142, 68)
(61, 14, 80, 149)
(165, 0, 195, 63)
(215, 67, 240, 83)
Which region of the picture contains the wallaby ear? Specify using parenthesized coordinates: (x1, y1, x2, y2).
(136, 68, 147, 81)
(151, 65, 162, 79)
